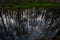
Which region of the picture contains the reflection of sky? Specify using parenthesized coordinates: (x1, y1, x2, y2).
(0, 9, 60, 40)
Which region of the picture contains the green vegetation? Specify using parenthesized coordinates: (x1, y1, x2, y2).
(0, 1, 60, 9)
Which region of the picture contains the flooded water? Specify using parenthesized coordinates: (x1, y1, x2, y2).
(0, 7, 60, 40)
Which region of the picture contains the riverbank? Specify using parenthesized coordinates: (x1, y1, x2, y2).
(0, 2, 60, 9)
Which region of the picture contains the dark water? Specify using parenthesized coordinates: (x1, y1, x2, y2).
(0, 8, 60, 40)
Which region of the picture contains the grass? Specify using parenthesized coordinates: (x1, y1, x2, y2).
(0, 2, 60, 9)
